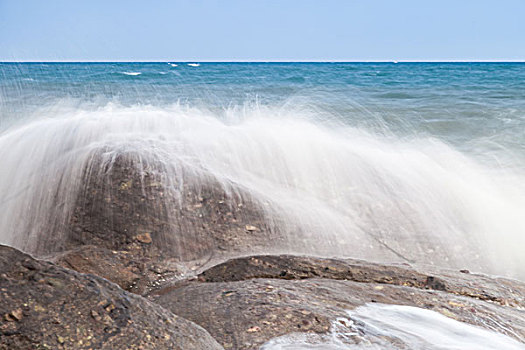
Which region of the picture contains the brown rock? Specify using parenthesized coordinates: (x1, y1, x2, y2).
(153, 255, 525, 349)
(10, 309, 23, 322)
(53, 244, 184, 295)
(0, 245, 223, 350)
(3, 151, 522, 349)
(136, 232, 152, 244)
(20, 152, 288, 265)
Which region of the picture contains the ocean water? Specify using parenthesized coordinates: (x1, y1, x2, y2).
(0, 62, 525, 279)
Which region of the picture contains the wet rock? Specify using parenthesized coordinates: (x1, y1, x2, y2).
(4, 308, 23, 322)
(135, 232, 152, 244)
(20, 151, 292, 296)
(0, 245, 223, 350)
(425, 275, 447, 291)
(197, 255, 525, 307)
(6, 151, 523, 348)
(62, 152, 284, 263)
(153, 255, 525, 349)
(52, 245, 184, 295)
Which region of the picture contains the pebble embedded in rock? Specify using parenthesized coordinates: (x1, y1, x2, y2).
(5, 308, 23, 322)
(136, 232, 152, 244)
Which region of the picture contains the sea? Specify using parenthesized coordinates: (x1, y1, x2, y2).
(0, 62, 524, 348)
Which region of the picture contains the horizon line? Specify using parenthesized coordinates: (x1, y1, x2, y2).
(1, 60, 525, 64)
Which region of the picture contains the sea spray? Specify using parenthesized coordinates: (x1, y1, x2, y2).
(0, 103, 524, 279)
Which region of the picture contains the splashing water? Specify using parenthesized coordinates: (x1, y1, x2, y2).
(0, 62, 524, 279)
(261, 304, 525, 349)
(0, 103, 524, 277)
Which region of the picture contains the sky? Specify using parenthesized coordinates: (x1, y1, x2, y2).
(0, 0, 524, 62)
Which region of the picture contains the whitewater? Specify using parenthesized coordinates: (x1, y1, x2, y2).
(262, 304, 525, 349)
(0, 62, 524, 348)
(1, 101, 524, 277)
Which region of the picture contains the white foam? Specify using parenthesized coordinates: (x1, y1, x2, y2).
(0, 103, 524, 278)
(262, 304, 525, 349)
(121, 72, 141, 76)
(187, 63, 200, 67)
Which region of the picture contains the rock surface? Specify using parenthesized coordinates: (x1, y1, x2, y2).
(64, 153, 285, 261)
(3, 245, 525, 349)
(29, 152, 290, 296)
(52, 244, 183, 295)
(198, 255, 525, 307)
(153, 255, 525, 349)
(4, 153, 525, 349)
(0, 245, 223, 350)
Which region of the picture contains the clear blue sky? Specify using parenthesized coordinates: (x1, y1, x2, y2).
(1, 0, 524, 62)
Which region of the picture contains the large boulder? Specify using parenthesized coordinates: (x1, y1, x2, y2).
(152, 255, 525, 349)
(66, 152, 286, 259)
(5, 150, 523, 349)
(0, 245, 223, 350)
(45, 152, 288, 295)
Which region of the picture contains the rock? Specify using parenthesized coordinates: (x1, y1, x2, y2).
(135, 232, 152, 244)
(4, 151, 523, 348)
(52, 245, 184, 295)
(24, 151, 497, 300)
(197, 255, 525, 306)
(9, 309, 23, 322)
(0, 245, 223, 350)
(38, 152, 302, 297)
(25, 152, 286, 266)
(153, 255, 525, 349)
(67, 153, 285, 260)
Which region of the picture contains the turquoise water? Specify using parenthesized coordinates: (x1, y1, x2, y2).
(2, 62, 525, 166)
(0, 63, 524, 279)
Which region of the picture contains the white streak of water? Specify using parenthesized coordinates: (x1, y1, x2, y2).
(0, 103, 523, 278)
(261, 304, 525, 349)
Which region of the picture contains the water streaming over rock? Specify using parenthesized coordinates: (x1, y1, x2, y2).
(261, 304, 525, 349)
(1, 62, 524, 280)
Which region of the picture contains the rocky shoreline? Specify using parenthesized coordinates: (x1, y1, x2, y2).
(1, 154, 524, 349)
(0, 244, 223, 350)
(1, 243, 524, 349)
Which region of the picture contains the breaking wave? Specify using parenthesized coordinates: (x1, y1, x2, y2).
(0, 102, 524, 278)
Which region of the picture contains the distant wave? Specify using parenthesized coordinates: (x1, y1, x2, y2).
(187, 63, 200, 67)
(121, 72, 141, 76)
(169, 63, 178, 67)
